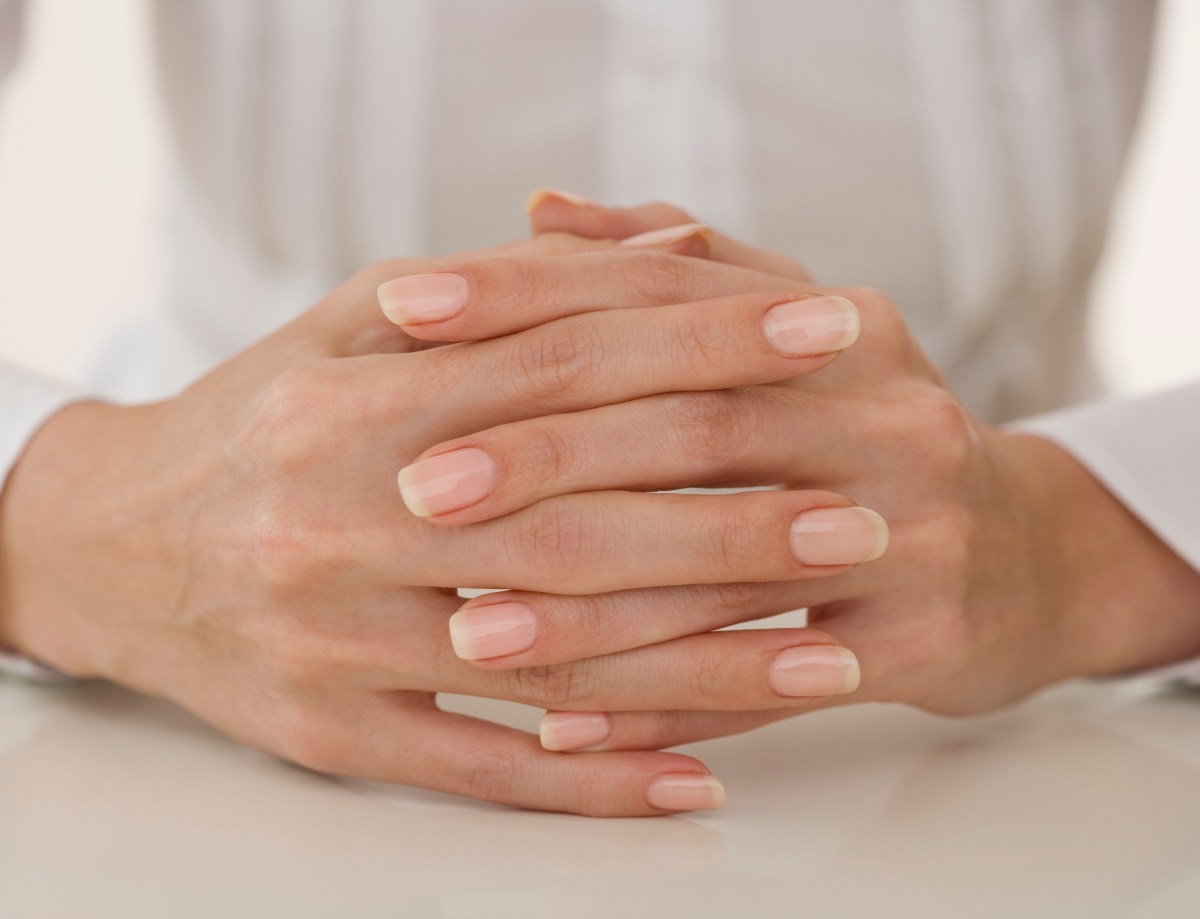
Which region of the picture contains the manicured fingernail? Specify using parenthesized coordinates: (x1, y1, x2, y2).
(539, 712, 612, 751)
(789, 506, 889, 565)
(646, 774, 727, 812)
(619, 222, 714, 249)
(524, 187, 598, 214)
(762, 296, 860, 357)
(448, 601, 538, 661)
(397, 447, 495, 517)
(770, 645, 861, 697)
(377, 273, 468, 325)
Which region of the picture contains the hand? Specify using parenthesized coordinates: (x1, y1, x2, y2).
(0, 233, 877, 815)
(389, 194, 1200, 754)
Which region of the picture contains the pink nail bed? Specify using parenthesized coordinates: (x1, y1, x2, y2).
(645, 774, 727, 812)
(397, 447, 496, 518)
(789, 506, 889, 566)
(377, 273, 469, 325)
(539, 712, 612, 751)
(762, 296, 860, 357)
(769, 645, 861, 697)
(449, 601, 538, 661)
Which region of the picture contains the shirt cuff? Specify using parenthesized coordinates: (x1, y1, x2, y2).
(1011, 381, 1200, 685)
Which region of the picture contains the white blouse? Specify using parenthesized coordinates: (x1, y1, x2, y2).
(1, 0, 1197, 681)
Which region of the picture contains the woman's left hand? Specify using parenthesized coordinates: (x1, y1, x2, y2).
(387, 194, 1200, 754)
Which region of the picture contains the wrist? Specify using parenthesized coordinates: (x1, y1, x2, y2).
(0, 400, 177, 679)
(997, 431, 1200, 679)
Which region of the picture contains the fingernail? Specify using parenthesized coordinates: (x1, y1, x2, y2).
(619, 222, 714, 249)
(448, 601, 538, 661)
(770, 645, 861, 697)
(789, 506, 889, 565)
(762, 296, 860, 357)
(646, 774, 727, 812)
(377, 273, 469, 325)
(524, 187, 598, 215)
(539, 712, 612, 751)
(397, 447, 495, 517)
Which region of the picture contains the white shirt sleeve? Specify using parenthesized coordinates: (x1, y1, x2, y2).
(0, 361, 88, 682)
(1016, 381, 1200, 683)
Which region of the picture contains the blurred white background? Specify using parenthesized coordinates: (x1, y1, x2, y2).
(0, 0, 1197, 397)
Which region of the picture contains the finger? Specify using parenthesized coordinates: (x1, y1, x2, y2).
(525, 188, 812, 280)
(527, 228, 711, 260)
(403, 488, 890, 595)
(313, 231, 653, 360)
(376, 249, 795, 342)
(447, 578, 856, 669)
(397, 386, 857, 527)
(441, 628, 864, 714)
(539, 708, 802, 753)
(395, 290, 858, 451)
(309, 699, 726, 816)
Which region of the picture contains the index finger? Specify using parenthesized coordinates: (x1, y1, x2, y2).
(376, 249, 801, 343)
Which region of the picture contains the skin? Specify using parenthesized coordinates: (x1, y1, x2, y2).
(3, 196, 1198, 815)
(412, 194, 1200, 751)
(0, 231, 877, 817)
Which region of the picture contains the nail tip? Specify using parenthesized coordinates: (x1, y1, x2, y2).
(862, 508, 891, 560)
(647, 774, 727, 812)
(525, 187, 594, 215)
(396, 470, 434, 518)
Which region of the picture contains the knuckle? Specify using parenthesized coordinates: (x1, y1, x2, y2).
(515, 421, 582, 488)
(510, 322, 598, 407)
(841, 285, 893, 320)
(459, 747, 524, 805)
(243, 499, 324, 592)
(509, 660, 594, 708)
(705, 581, 763, 620)
(243, 363, 327, 448)
(669, 391, 745, 475)
(506, 498, 594, 584)
(708, 507, 761, 578)
(912, 390, 974, 472)
(618, 248, 693, 304)
(683, 646, 732, 707)
(672, 308, 734, 373)
(237, 359, 370, 467)
(841, 285, 906, 341)
(273, 704, 343, 774)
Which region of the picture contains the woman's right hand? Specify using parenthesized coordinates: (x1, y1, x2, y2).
(0, 242, 873, 815)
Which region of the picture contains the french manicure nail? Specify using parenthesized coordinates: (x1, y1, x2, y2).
(619, 222, 714, 249)
(397, 447, 495, 517)
(449, 601, 538, 661)
(762, 296, 860, 357)
(524, 187, 599, 214)
(646, 774, 727, 812)
(789, 506, 889, 566)
(539, 712, 612, 751)
(377, 273, 469, 325)
(770, 645, 861, 697)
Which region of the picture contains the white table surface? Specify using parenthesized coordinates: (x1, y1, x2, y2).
(2, 677, 1199, 918)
